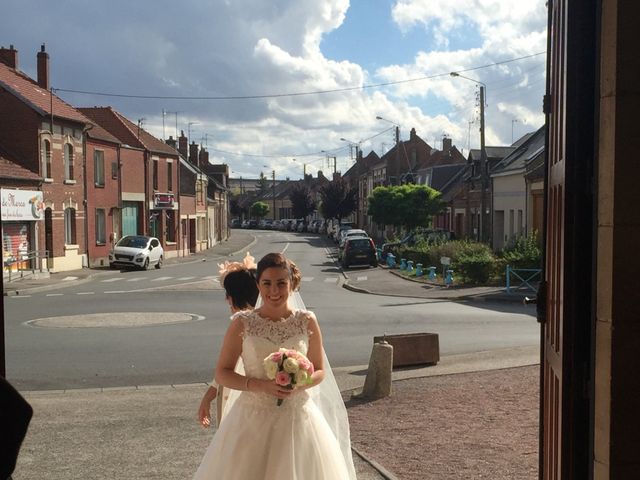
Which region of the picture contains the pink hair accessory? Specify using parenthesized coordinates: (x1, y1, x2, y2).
(218, 252, 257, 284)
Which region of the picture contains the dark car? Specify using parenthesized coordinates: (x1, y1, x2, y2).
(341, 237, 378, 269)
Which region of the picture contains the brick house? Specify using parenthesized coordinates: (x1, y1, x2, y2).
(0, 144, 43, 273)
(0, 44, 90, 271)
(83, 122, 121, 267)
(79, 107, 181, 258)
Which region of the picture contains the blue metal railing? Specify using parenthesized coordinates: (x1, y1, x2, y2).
(505, 265, 541, 294)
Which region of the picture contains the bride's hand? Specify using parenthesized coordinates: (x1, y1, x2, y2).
(251, 379, 294, 400)
(198, 396, 212, 428)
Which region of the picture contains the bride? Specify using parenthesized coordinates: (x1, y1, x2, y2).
(193, 252, 356, 479)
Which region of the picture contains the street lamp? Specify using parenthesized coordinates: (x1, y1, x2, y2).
(340, 137, 360, 164)
(450, 71, 488, 243)
(264, 165, 276, 220)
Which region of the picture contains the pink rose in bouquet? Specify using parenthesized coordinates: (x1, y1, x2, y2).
(263, 348, 314, 406)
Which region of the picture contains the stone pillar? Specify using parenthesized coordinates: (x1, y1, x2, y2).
(360, 340, 393, 399)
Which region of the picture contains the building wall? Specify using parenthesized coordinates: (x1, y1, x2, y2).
(0, 90, 40, 174)
(85, 138, 119, 267)
(492, 173, 526, 250)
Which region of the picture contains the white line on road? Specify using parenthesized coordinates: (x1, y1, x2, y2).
(357, 276, 368, 281)
(202, 276, 217, 281)
(62, 276, 79, 281)
(76, 292, 95, 295)
(324, 277, 339, 283)
(281, 242, 290, 254)
(177, 276, 195, 281)
(151, 276, 173, 282)
(104, 290, 127, 294)
(101, 278, 120, 283)
(126, 278, 145, 282)
(301, 277, 314, 282)
(10, 295, 32, 298)
(46, 293, 64, 297)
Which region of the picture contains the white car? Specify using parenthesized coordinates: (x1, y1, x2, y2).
(339, 229, 369, 248)
(109, 235, 164, 270)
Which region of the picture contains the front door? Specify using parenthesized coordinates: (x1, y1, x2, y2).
(542, 0, 568, 477)
(44, 208, 53, 267)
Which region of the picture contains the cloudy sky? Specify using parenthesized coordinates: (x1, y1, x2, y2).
(2, 0, 547, 180)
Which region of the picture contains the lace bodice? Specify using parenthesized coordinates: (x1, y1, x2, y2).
(236, 309, 311, 380)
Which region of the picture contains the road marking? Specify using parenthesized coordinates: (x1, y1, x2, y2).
(202, 276, 217, 280)
(151, 276, 173, 282)
(104, 290, 127, 294)
(301, 277, 314, 282)
(357, 276, 368, 281)
(46, 293, 64, 297)
(101, 278, 120, 283)
(10, 295, 32, 298)
(324, 277, 339, 283)
(281, 242, 290, 254)
(77, 292, 95, 295)
(126, 278, 145, 282)
(62, 276, 78, 281)
(178, 276, 195, 281)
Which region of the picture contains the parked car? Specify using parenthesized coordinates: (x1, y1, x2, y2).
(341, 237, 378, 269)
(241, 219, 249, 228)
(339, 228, 368, 248)
(230, 218, 241, 228)
(248, 219, 258, 228)
(272, 220, 282, 230)
(333, 223, 354, 243)
(109, 235, 163, 270)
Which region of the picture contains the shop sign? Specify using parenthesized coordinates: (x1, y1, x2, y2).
(1, 189, 44, 221)
(154, 193, 174, 209)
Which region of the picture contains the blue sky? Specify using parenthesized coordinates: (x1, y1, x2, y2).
(1, 0, 547, 179)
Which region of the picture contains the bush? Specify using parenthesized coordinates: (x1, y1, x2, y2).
(501, 231, 542, 269)
(456, 252, 495, 284)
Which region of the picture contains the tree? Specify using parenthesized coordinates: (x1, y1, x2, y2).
(319, 178, 357, 222)
(250, 201, 270, 219)
(368, 184, 444, 231)
(289, 183, 316, 220)
(255, 172, 270, 197)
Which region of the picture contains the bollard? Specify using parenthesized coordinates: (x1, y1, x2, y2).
(428, 266, 437, 281)
(415, 263, 423, 277)
(376, 247, 383, 261)
(387, 253, 396, 268)
(406, 260, 414, 273)
(360, 340, 393, 399)
(400, 258, 407, 270)
(445, 269, 454, 286)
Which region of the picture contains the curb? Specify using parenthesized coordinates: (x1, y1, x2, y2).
(342, 280, 527, 304)
(351, 446, 400, 480)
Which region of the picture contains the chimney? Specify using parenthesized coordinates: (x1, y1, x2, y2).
(199, 148, 209, 169)
(332, 172, 341, 182)
(37, 44, 49, 90)
(165, 135, 177, 149)
(0, 44, 18, 69)
(442, 137, 452, 152)
(410, 128, 417, 141)
(178, 130, 188, 158)
(189, 141, 199, 166)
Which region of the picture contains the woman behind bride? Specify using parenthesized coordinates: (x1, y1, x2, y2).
(193, 252, 356, 479)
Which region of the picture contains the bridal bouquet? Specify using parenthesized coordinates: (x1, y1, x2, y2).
(263, 348, 314, 406)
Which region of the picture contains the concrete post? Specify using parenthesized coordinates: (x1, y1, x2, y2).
(360, 340, 393, 399)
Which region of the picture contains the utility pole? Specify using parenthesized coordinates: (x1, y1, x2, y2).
(479, 85, 487, 243)
(272, 170, 276, 220)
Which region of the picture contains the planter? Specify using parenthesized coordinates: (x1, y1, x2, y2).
(373, 332, 440, 368)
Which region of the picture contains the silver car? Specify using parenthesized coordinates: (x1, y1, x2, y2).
(109, 235, 164, 270)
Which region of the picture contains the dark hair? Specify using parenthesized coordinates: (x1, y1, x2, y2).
(256, 253, 302, 291)
(223, 268, 259, 309)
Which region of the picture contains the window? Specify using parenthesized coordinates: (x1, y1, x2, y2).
(165, 210, 176, 242)
(95, 209, 106, 244)
(111, 161, 118, 180)
(64, 143, 74, 180)
(153, 160, 159, 190)
(64, 208, 76, 244)
(196, 180, 203, 205)
(151, 238, 160, 248)
(41, 139, 52, 178)
(94, 150, 105, 186)
(167, 163, 173, 191)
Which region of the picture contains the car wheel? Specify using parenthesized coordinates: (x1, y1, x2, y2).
(109, 263, 117, 270)
(155, 255, 163, 269)
(142, 258, 149, 270)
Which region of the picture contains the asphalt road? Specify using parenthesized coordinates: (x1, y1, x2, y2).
(4, 231, 539, 391)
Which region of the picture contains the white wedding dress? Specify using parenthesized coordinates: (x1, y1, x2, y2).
(193, 309, 355, 480)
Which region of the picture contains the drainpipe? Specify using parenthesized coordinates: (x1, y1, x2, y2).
(82, 124, 93, 268)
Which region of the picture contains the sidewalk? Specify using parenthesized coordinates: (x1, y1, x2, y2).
(2, 231, 257, 296)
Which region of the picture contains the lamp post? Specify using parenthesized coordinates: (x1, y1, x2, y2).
(450, 72, 488, 243)
(264, 165, 276, 220)
(339, 137, 360, 165)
